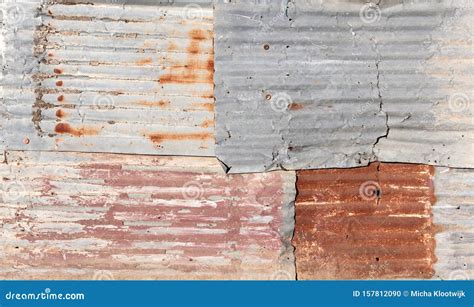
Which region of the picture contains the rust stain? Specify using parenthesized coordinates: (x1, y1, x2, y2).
(148, 132, 213, 144)
(55, 109, 66, 119)
(57, 95, 64, 102)
(55, 80, 63, 87)
(167, 41, 178, 52)
(136, 57, 153, 66)
(54, 123, 100, 137)
(200, 119, 214, 128)
(136, 100, 170, 108)
(289, 103, 304, 111)
(53, 68, 62, 74)
(0, 152, 293, 280)
(293, 162, 437, 280)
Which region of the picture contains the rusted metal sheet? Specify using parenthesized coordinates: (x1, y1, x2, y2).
(293, 163, 436, 279)
(0, 151, 295, 279)
(214, 0, 473, 173)
(433, 167, 473, 280)
(2, 1, 215, 156)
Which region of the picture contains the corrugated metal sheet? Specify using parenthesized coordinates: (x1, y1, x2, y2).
(214, 0, 473, 173)
(433, 167, 473, 280)
(0, 151, 295, 279)
(1, 1, 215, 156)
(293, 163, 436, 279)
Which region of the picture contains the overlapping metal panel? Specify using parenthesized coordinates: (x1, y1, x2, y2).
(0, 151, 295, 279)
(1, 0, 215, 156)
(433, 167, 473, 280)
(214, 0, 473, 173)
(293, 163, 436, 279)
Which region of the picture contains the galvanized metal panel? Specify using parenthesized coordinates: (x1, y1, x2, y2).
(0, 151, 295, 279)
(2, 1, 215, 156)
(214, 0, 473, 173)
(293, 163, 436, 279)
(433, 167, 473, 280)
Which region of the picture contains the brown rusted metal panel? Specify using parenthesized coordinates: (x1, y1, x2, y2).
(293, 163, 436, 279)
(0, 151, 295, 279)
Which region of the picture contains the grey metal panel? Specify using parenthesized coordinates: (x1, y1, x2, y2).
(214, 0, 473, 173)
(1, 1, 215, 156)
(433, 167, 473, 280)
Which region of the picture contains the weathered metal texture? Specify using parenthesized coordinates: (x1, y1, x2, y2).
(293, 163, 436, 279)
(214, 0, 473, 173)
(1, 1, 215, 156)
(0, 151, 295, 279)
(433, 167, 474, 280)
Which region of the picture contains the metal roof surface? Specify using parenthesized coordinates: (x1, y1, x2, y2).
(433, 167, 473, 280)
(293, 163, 436, 279)
(0, 151, 295, 279)
(214, 0, 473, 173)
(1, 0, 215, 156)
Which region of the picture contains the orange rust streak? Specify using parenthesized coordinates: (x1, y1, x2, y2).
(160, 29, 213, 85)
(136, 100, 170, 108)
(54, 123, 100, 137)
(136, 57, 153, 66)
(57, 95, 64, 102)
(149, 132, 213, 144)
(190, 102, 214, 112)
(56, 80, 63, 86)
